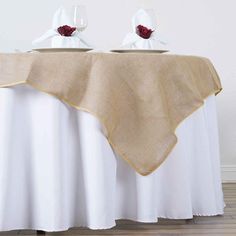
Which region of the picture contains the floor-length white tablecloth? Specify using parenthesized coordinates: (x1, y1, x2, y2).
(0, 85, 224, 231)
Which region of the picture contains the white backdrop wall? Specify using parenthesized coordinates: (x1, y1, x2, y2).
(0, 0, 235, 180)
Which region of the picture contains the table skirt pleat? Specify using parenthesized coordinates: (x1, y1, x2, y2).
(0, 85, 224, 231)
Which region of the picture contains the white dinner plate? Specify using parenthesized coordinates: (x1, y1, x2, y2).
(110, 49, 169, 54)
(32, 48, 93, 53)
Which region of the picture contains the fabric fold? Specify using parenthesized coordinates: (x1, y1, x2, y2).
(32, 7, 90, 48)
(122, 9, 167, 49)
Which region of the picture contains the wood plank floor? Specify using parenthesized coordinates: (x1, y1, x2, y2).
(1, 183, 236, 236)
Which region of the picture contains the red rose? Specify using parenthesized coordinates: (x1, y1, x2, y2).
(57, 25, 76, 36)
(136, 25, 154, 39)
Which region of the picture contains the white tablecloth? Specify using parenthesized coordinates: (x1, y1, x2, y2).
(0, 85, 224, 231)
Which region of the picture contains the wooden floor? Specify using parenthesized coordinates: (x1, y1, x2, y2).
(1, 183, 236, 236)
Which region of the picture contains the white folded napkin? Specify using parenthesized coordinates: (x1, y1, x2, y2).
(122, 9, 167, 49)
(32, 7, 90, 48)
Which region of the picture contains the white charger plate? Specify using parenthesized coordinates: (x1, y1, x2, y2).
(110, 49, 169, 54)
(32, 48, 93, 53)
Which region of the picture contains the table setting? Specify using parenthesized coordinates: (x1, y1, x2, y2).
(32, 6, 92, 51)
(31, 7, 168, 54)
(0, 5, 225, 232)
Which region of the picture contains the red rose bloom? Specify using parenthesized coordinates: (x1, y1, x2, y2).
(136, 25, 154, 39)
(57, 25, 76, 36)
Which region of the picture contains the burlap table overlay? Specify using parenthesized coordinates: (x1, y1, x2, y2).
(0, 52, 222, 175)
